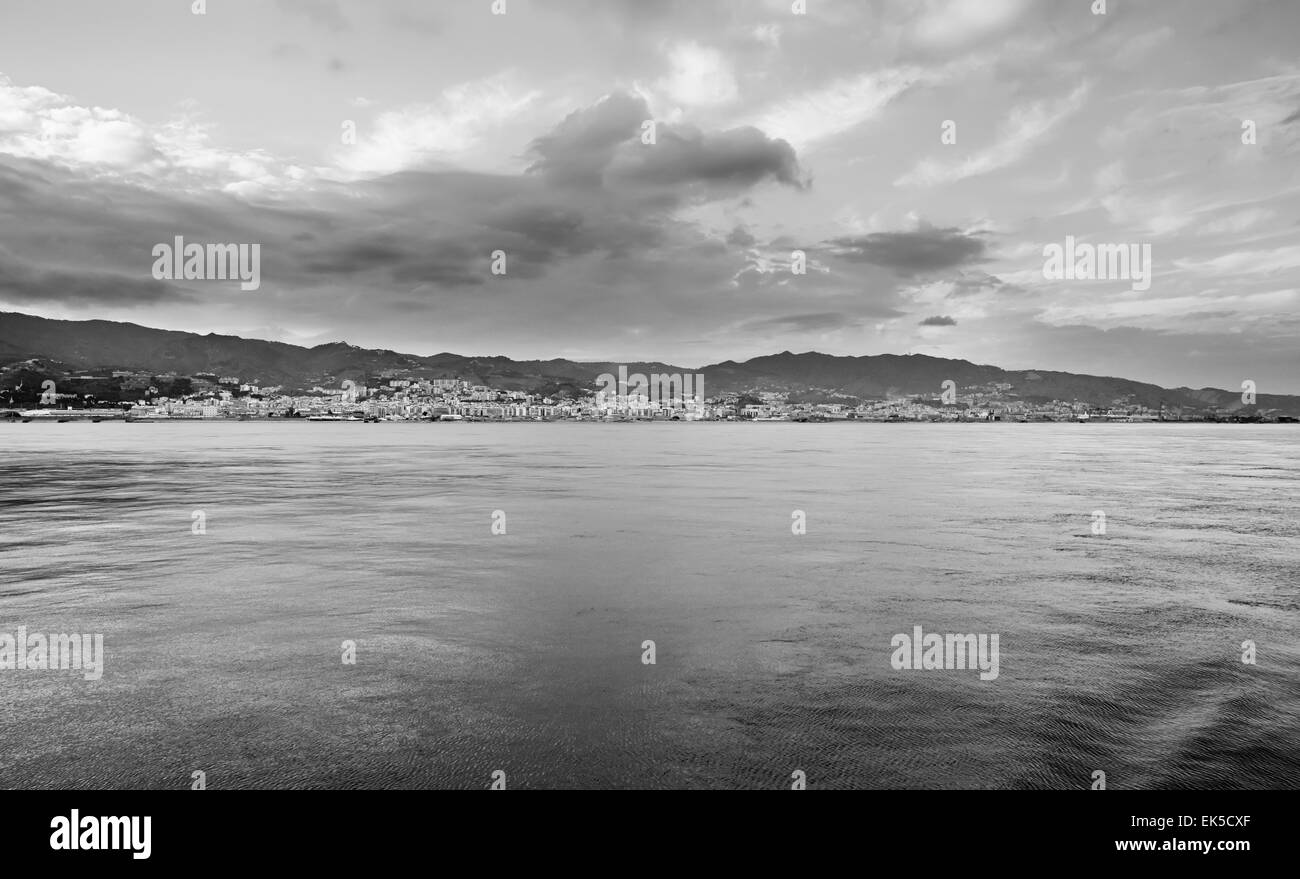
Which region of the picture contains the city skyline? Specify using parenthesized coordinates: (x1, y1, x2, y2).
(0, 0, 1298, 391)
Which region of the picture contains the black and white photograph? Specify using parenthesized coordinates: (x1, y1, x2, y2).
(0, 0, 1295, 857)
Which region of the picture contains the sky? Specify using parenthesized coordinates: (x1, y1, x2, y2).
(0, 0, 1298, 391)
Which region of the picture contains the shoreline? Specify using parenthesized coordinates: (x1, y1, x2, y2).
(4, 415, 1294, 426)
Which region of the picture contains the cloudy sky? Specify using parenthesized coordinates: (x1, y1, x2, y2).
(1, 0, 1298, 390)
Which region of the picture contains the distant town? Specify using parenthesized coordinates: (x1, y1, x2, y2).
(3, 363, 1293, 423)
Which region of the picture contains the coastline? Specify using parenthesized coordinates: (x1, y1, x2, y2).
(4, 414, 1295, 425)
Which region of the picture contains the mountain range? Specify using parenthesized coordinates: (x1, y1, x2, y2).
(1, 310, 1295, 415)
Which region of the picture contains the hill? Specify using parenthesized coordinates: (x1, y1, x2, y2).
(1, 311, 1295, 415)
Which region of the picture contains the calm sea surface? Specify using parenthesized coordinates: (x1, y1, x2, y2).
(1, 422, 1297, 789)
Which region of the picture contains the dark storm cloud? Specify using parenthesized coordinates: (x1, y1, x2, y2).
(527, 92, 806, 196)
(0, 249, 193, 307)
(295, 223, 521, 287)
(612, 125, 806, 191)
(0, 160, 47, 203)
(526, 92, 646, 187)
(363, 169, 533, 215)
(0, 90, 808, 321)
(824, 227, 987, 275)
(919, 315, 957, 326)
(1281, 107, 1300, 125)
(314, 92, 806, 284)
(389, 249, 490, 286)
(0, 156, 292, 303)
(302, 239, 409, 274)
(487, 200, 667, 258)
(483, 204, 587, 249)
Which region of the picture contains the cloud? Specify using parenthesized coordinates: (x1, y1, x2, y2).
(919, 314, 957, 326)
(0, 88, 810, 322)
(751, 24, 781, 49)
(1174, 244, 1300, 276)
(726, 225, 756, 247)
(824, 226, 987, 275)
(907, 0, 1033, 51)
(743, 67, 925, 151)
(655, 42, 738, 108)
(528, 92, 805, 196)
(526, 92, 646, 187)
(337, 72, 542, 176)
(897, 83, 1090, 186)
(0, 247, 191, 308)
(0, 75, 300, 195)
(1200, 206, 1273, 235)
(742, 312, 860, 333)
(948, 271, 1009, 297)
(1035, 288, 1297, 328)
(0, 78, 156, 168)
(610, 124, 806, 191)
